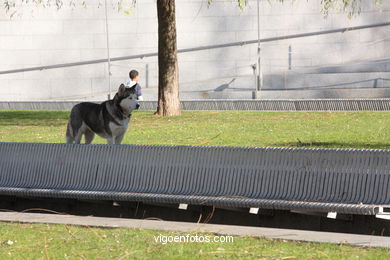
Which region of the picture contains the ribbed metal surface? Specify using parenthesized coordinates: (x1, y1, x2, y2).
(2, 99, 390, 111)
(0, 101, 80, 110)
(0, 142, 389, 215)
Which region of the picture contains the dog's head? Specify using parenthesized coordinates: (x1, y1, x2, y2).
(114, 84, 140, 113)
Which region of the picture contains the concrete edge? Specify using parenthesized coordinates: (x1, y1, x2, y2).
(0, 212, 389, 248)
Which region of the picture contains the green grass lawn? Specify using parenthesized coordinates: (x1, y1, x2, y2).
(0, 222, 389, 259)
(0, 110, 390, 149)
(1, 110, 390, 259)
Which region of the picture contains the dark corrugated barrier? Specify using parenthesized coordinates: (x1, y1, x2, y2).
(2, 99, 390, 111)
(0, 143, 389, 216)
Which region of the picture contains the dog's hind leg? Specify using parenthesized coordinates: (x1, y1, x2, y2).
(74, 131, 83, 144)
(66, 123, 75, 144)
(84, 129, 95, 144)
(67, 106, 83, 144)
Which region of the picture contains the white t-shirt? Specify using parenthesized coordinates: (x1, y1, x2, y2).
(125, 80, 143, 100)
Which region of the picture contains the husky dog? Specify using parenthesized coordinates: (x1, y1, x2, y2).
(66, 84, 140, 144)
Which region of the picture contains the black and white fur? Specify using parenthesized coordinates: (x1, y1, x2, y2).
(66, 84, 140, 144)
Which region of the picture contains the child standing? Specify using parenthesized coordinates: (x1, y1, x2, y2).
(125, 70, 143, 101)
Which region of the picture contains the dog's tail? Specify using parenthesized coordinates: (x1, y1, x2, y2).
(66, 122, 74, 144)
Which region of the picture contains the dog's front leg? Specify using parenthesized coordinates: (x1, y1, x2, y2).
(115, 133, 125, 144)
(107, 137, 115, 145)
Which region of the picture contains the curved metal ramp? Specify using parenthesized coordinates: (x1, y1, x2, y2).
(0, 142, 389, 215)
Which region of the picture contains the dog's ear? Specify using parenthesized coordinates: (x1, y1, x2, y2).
(118, 84, 126, 95)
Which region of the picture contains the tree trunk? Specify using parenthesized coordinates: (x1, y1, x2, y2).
(156, 0, 181, 116)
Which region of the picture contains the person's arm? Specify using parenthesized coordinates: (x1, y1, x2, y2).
(136, 84, 143, 101)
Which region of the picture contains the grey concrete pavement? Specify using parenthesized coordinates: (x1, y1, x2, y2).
(0, 212, 389, 248)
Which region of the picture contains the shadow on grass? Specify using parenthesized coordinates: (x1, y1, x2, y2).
(0, 111, 69, 126)
(273, 141, 390, 150)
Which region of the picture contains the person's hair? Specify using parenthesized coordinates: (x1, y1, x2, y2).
(129, 70, 139, 80)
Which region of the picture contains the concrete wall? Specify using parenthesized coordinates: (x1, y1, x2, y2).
(0, 0, 389, 100)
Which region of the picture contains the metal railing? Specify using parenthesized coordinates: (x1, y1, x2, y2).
(0, 22, 389, 75)
(2, 99, 390, 111)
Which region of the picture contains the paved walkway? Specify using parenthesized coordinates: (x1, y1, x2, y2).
(0, 212, 389, 247)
